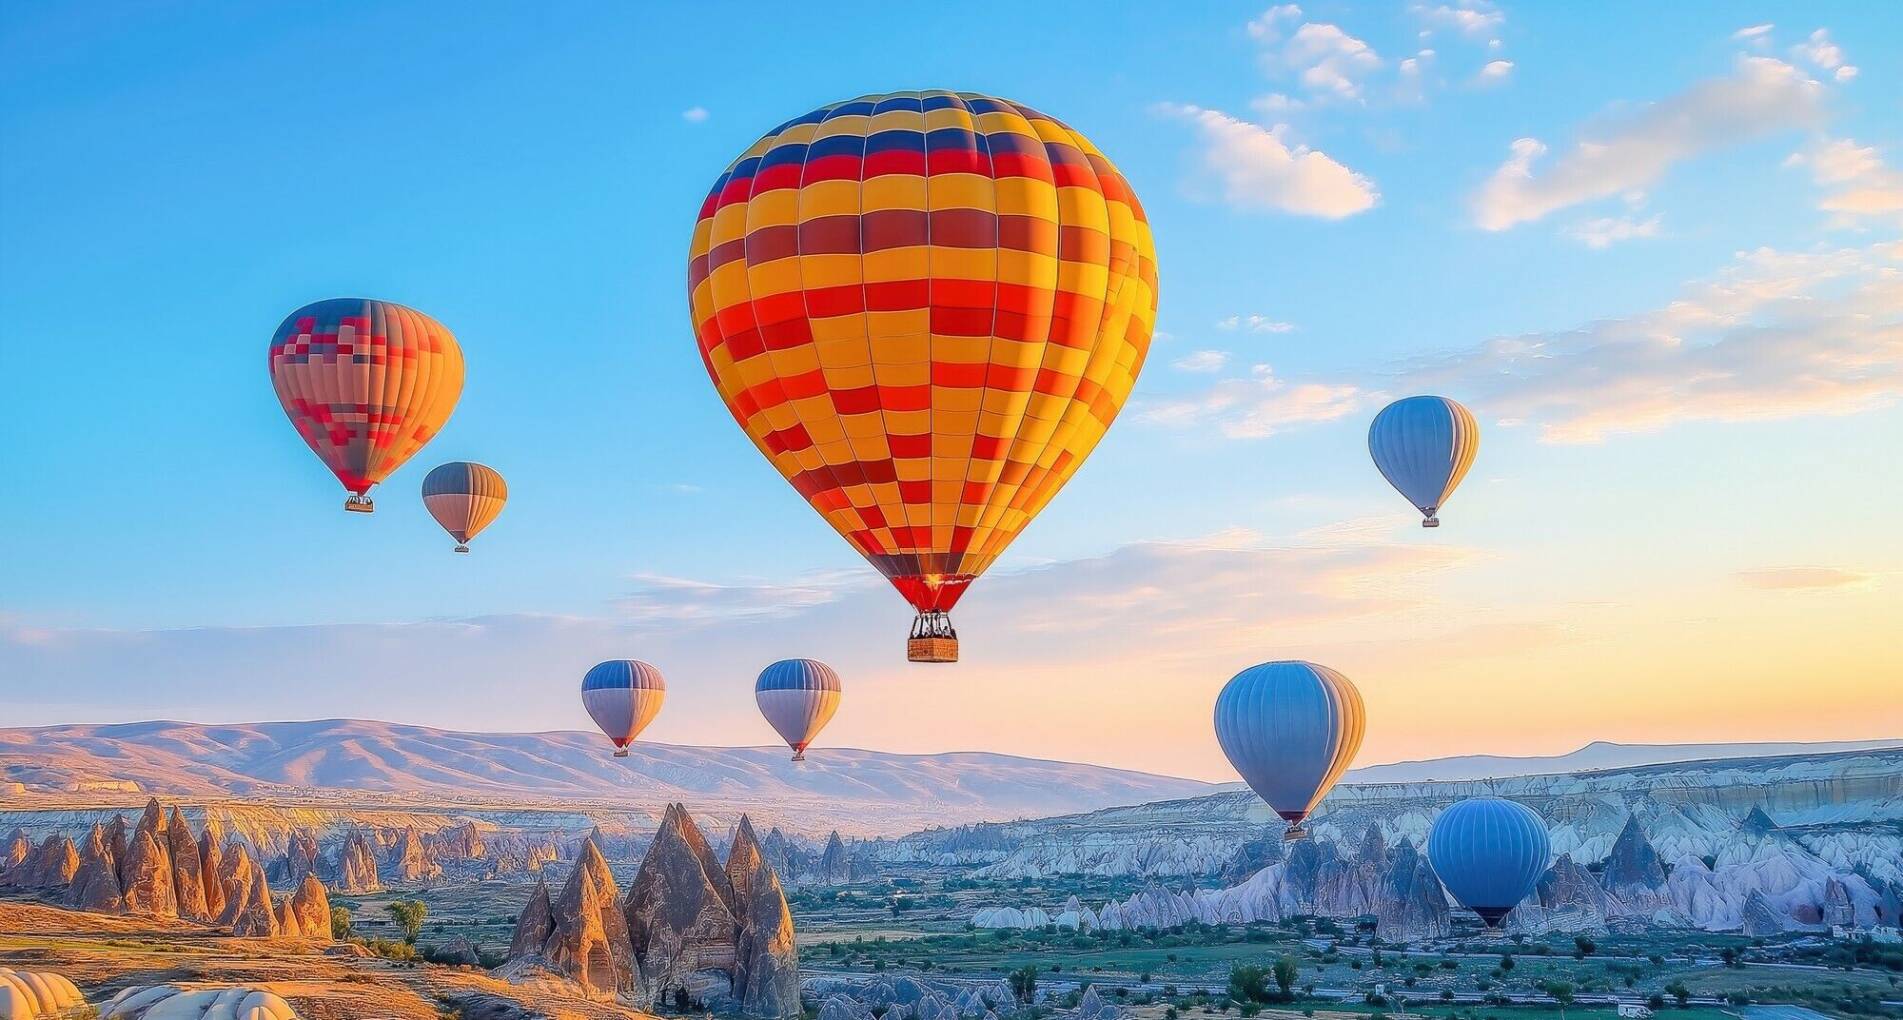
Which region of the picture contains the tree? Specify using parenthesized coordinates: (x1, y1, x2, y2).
(1274, 956, 1301, 999)
(1009, 965, 1040, 1003)
(386, 899, 427, 943)
(1499, 955, 1515, 973)
(1228, 965, 1271, 1005)
(1574, 936, 1597, 958)
(1543, 981, 1575, 1020)
(1648, 994, 1666, 1011)
(1665, 982, 1690, 1007)
(329, 905, 353, 940)
(1719, 947, 1739, 968)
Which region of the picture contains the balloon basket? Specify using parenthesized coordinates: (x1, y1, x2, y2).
(453, 544, 470, 554)
(344, 494, 375, 513)
(612, 748, 629, 758)
(1422, 516, 1440, 528)
(908, 610, 959, 662)
(790, 750, 806, 763)
(1282, 825, 1309, 842)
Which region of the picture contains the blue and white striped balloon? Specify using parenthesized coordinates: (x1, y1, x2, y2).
(1427, 797, 1551, 927)
(1213, 661, 1365, 839)
(756, 658, 842, 762)
(1369, 395, 1480, 527)
(581, 660, 666, 757)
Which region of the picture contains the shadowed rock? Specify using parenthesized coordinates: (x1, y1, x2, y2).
(105, 815, 129, 878)
(733, 833, 801, 1018)
(164, 805, 211, 921)
(388, 826, 443, 884)
(1375, 838, 1449, 939)
(503, 837, 643, 1003)
(198, 825, 226, 919)
(507, 877, 554, 959)
(333, 830, 381, 893)
(68, 823, 125, 912)
(119, 830, 177, 916)
(1601, 814, 1671, 914)
(277, 827, 320, 884)
(626, 804, 739, 1005)
(290, 873, 333, 941)
(817, 831, 857, 885)
(229, 857, 279, 937)
(1, 828, 30, 876)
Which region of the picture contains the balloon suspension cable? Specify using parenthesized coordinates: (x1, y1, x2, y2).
(1422, 507, 1440, 528)
(791, 750, 806, 763)
(344, 494, 375, 513)
(907, 610, 960, 663)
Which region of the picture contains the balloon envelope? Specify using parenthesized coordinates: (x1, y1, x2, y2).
(755, 658, 842, 761)
(268, 298, 464, 510)
(422, 461, 508, 551)
(1426, 796, 1551, 927)
(1368, 396, 1479, 526)
(581, 660, 666, 754)
(1213, 661, 1365, 834)
(688, 91, 1159, 657)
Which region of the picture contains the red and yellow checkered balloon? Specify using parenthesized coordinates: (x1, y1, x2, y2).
(688, 91, 1158, 631)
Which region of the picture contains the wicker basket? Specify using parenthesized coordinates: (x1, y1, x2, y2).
(907, 637, 959, 663)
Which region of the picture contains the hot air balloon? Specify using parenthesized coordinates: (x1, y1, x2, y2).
(1213, 661, 1365, 840)
(755, 658, 842, 762)
(1426, 796, 1550, 928)
(421, 462, 507, 553)
(581, 660, 665, 757)
(688, 92, 1159, 662)
(1368, 396, 1479, 528)
(268, 298, 465, 512)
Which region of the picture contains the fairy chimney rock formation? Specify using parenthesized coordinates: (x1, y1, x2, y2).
(388, 826, 443, 884)
(333, 830, 382, 893)
(67, 823, 125, 912)
(501, 837, 644, 1003)
(118, 829, 177, 916)
(289, 873, 333, 941)
(164, 805, 211, 921)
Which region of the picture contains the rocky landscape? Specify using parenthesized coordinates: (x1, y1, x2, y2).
(1, 798, 332, 942)
(955, 747, 1903, 938)
(501, 804, 800, 1016)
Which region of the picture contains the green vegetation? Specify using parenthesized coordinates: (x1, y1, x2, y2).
(386, 899, 428, 943)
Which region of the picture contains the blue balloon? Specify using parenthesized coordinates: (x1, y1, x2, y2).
(1369, 396, 1479, 527)
(1427, 797, 1550, 927)
(1213, 661, 1365, 839)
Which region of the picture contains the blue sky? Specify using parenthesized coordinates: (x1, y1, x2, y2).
(3, 2, 1899, 779)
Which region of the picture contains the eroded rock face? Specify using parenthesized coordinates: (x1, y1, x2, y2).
(503, 838, 644, 1004)
(165, 805, 211, 922)
(1219, 826, 1286, 884)
(1509, 853, 1611, 935)
(198, 826, 226, 919)
(387, 826, 443, 884)
(1, 828, 31, 875)
(332, 830, 381, 893)
(1375, 838, 1449, 939)
(289, 873, 333, 941)
(733, 837, 801, 1018)
(626, 804, 739, 1005)
(68, 822, 125, 912)
(119, 830, 178, 916)
(434, 822, 487, 861)
(277, 828, 320, 884)
(229, 858, 280, 937)
(817, 831, 857, 885)
(1601, 815, 1671, 915)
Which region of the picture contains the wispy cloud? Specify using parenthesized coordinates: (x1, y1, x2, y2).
(1474, 59, 1514, 85)
(1159, 103, 1378, 218)
(1412, 1, 1504, 39)
(1731, 24, 1774, 48)
(1567, 214, 1662, 249)
(1171, 350, 1231, 373)
(1786, 138, 1903, 227)
(1399, 244, 1903, 442)
(1471, 57, 1827, 230)
(681, 106, 710, 123)
(1217, 314, 1297, 333)
(1141, 363, 1366, 438)
(1736, 566, 1875, 591)
(1791, 28, 1857, 82)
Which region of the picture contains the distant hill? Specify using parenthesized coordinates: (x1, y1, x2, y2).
(1344, 738, 1903, 784)
(0, 719, 1218, 834)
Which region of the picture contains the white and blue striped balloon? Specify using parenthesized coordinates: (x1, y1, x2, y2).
(1213, 661, 1365, 838)
(581, 660, 666, 756)
(1369, 395, 1480, 527)
(1427, 796, 1551, 927)
(755, 658, 842, 762)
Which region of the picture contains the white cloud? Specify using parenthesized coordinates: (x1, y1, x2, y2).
(682, 106, 709, 123)
(1141, 363, 1365, 438)
(1736, 566, 1876, 591)
(1161, 104, 1378, 218)
(1470, 57, 1827, 230)
(1217, 314, 1297, 333)
(1281, 22, 1384, 99)
(1567, 214, 1662, 249)
(1246, 4, 1304, 41)
(1475, 59, 1514, 85)
(1732, 24, 1774, 48)
(612, 570, 865, 622)
(1787, 138, 1903, 225)
(1398, 243, 1903, 442)
(1172, 350, 1231, 373)
(1412, 1, 1504, 39)
(1792, 28, 1857, 82)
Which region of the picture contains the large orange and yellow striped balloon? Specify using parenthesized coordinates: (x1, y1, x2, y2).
(688, 92, 1158, 659)
(268, 298, 464, 513)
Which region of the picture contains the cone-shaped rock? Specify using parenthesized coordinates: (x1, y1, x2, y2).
(733, 830, 801, 1017)
(198, 827, 226, 919)
(67, 823, 124, 912)
(289, 873, 333, 941)
(333, 830, 381, 893)
(626, 804, 740, 1006)
(119, 829, 177, 916)
(230, 858, 279, 937)
(164, 805, 211, 921)
(508, 876, 555, 959)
